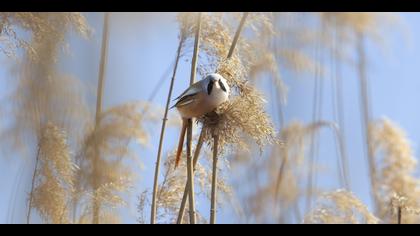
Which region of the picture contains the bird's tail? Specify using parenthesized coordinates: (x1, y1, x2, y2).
(175, 119, 187, 169)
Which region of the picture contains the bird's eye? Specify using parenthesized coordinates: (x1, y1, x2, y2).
(207, 81, 214, 95)
(218, 80, 227, 92)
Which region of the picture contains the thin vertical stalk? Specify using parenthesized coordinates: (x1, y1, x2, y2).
(186, 12, 202, 224)
(271, 15, 287, 221)
(26, 143, 41, 224)
(186, 118, 195, 224)
(272, 35, 285, 129)
(228, 12, 248, 62)
(141, 60, 176, 116)
(275, 83, 285, 129)
(227, 12, 248, 59)
(333, 24, 350, 190)
(176, 129, 204, 224)
(336, 53, 350, 189)
(397, 206, 402, 224)
(190, 14, 201, 85)
(313, 27, 324, 203)
(210, 133, 219, 224)
(329, 26, 343, 188)
(328, 22, 349, 190)
(150, 32, 185, 224)
(274, 144, 288, 203)
(306, 24, 322, 213)
(92, 12, 110, 224)
(357, 31, 378, 212)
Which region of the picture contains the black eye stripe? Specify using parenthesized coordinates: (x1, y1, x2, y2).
(207, 81, 214, 95)
(218, 80, 227, 92)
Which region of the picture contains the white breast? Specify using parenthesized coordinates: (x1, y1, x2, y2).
(207, 82, 229, 108)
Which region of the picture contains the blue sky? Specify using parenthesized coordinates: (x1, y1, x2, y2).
(1, 12, 420, 223)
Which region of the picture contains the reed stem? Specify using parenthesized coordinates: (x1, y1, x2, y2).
(150, 31, 185, 224)
(26, 143, 41, 224)
(227, 13, 248, 59)
(176, 129, 204, 224)
(92, 12, 110, 224)
(185, 12, 202, 224)
(186, 118, 196, 224)
(397, 206, 402, 224)
(357, 31, 378, 212)
(210, 133, 219, 224)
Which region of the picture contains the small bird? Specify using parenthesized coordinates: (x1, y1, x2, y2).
(172, 73, 230, 167)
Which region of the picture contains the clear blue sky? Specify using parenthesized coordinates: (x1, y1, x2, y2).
(1, 12, 420, 223)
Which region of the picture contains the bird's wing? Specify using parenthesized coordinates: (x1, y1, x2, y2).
(172, 93, 199, 108)
(173, 81, 203, 101)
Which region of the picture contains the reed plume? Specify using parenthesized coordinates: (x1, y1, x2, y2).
(370, 118, 420, 223)
(0, 13, 89, 60)
(31, 122, 74, 224)
(1, 11, 414, 225)
(304, 189, 379, 224)
(74, 101, 156, 223)
(0, 13, 90, 224)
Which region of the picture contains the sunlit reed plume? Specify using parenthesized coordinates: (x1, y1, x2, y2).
(304, 189, 379, 224)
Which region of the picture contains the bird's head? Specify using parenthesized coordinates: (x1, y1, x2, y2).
(206, 73, 230, 96)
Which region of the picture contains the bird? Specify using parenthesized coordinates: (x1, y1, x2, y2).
(171, 73, 230, 167)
